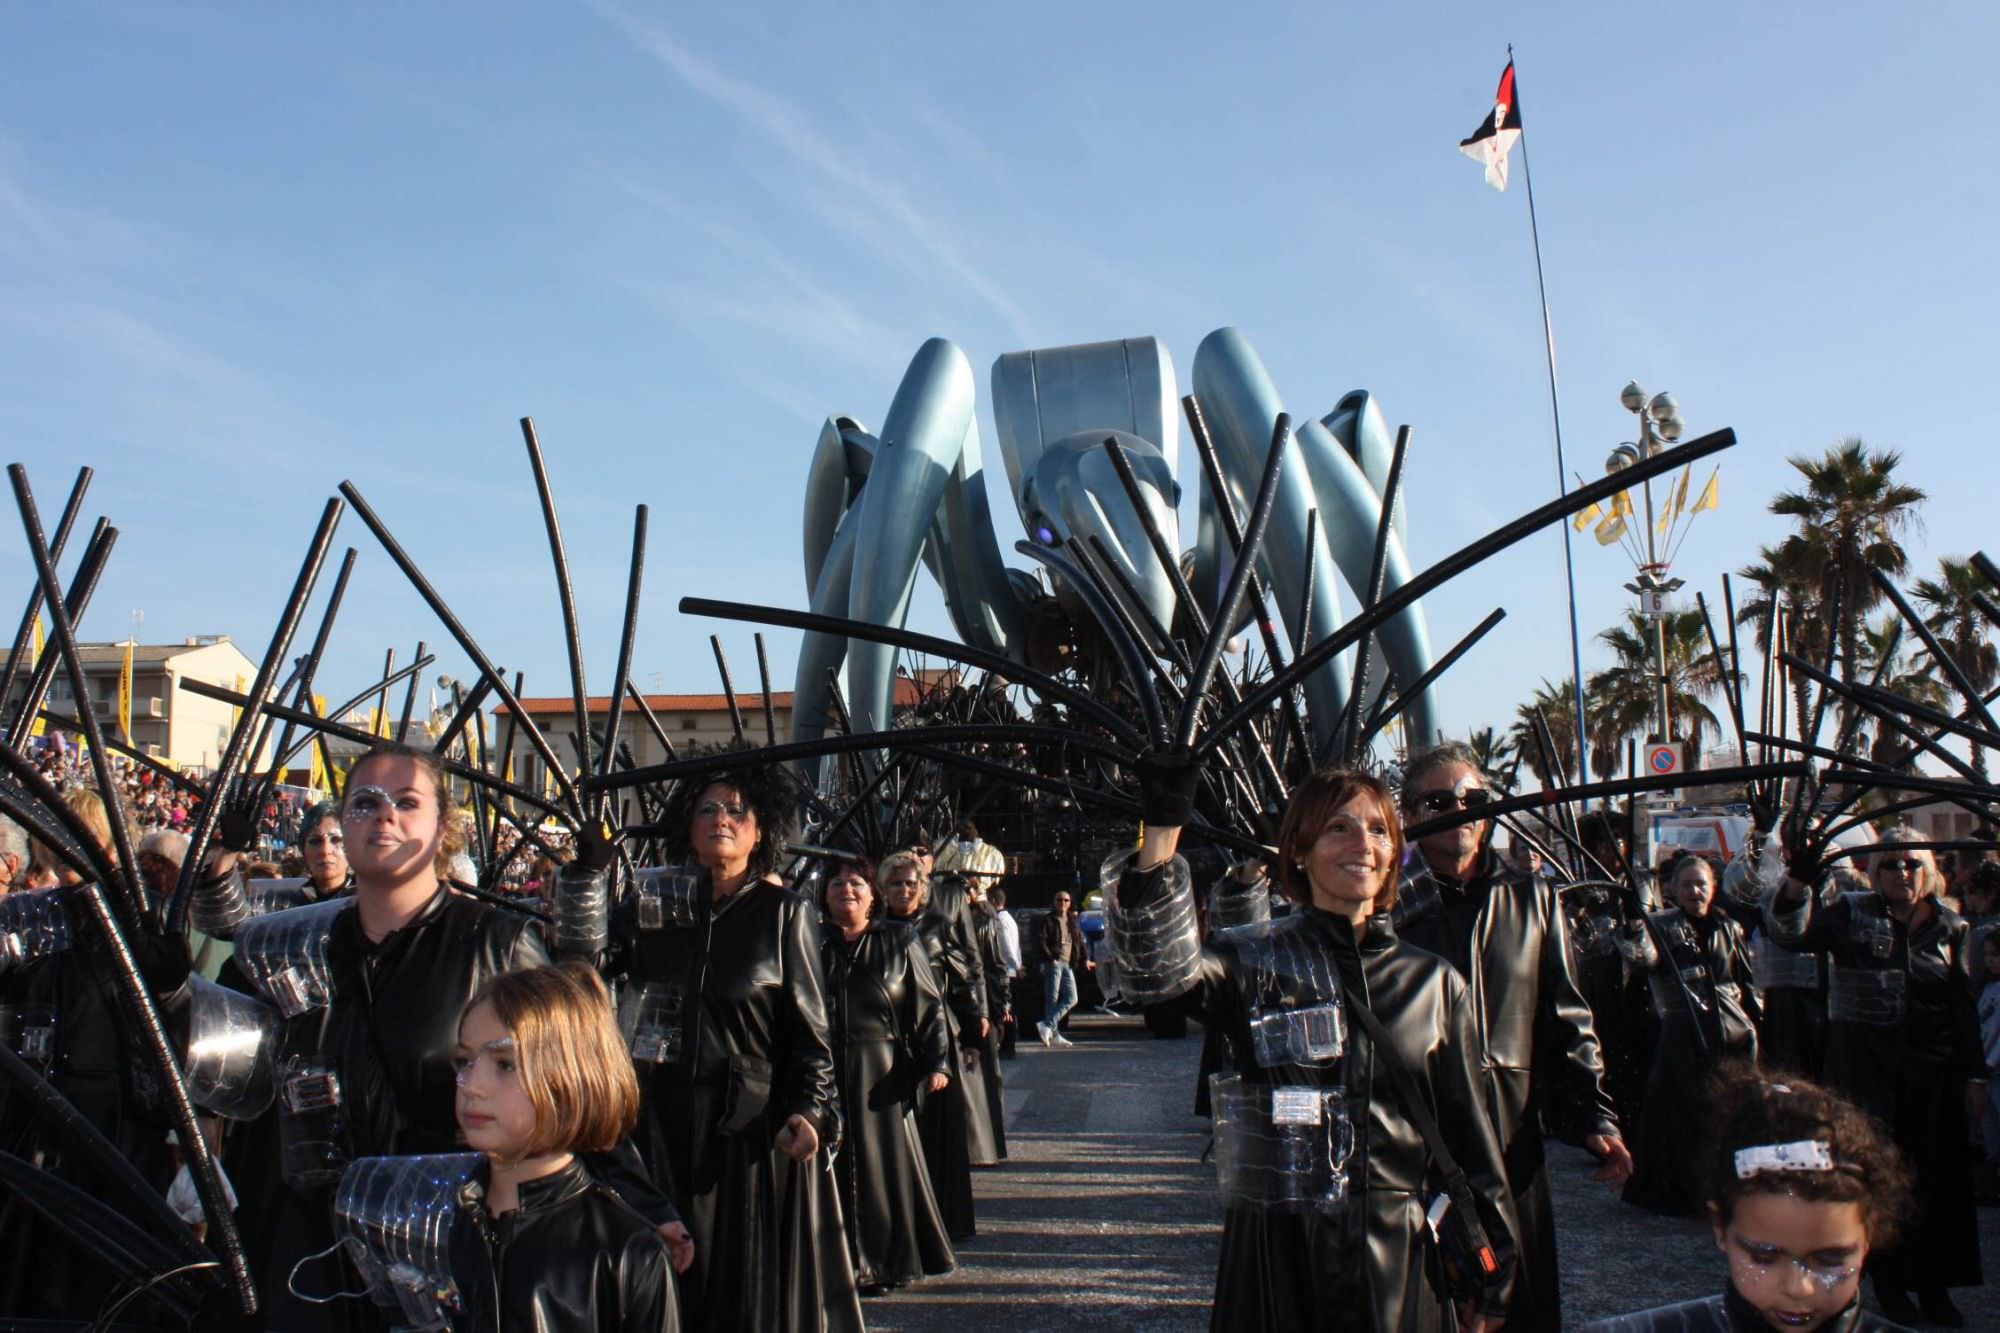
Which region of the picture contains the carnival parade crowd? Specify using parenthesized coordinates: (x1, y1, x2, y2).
(0, 731, 1989, 1332)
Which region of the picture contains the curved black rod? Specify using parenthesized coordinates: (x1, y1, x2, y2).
(0, 1153, 206, 1317)
(1788, 626, 1920, 833)
(171, 497, 343, 935)
(1340, 424, 1413, 763)
(679, 596, 1141, 746)
(178, 680, 578, 828)
(585, 722, 1134, 797)
(271, 654, 438, 774)
(1077, 534, 1181, 668)
(395, 638, 428, 743)
(624, 679, 679, 761)
(1196, 427, 1738, 759)
(7, 470, 148, 928)
(1737, 732, 1996, 836)
(1821, 838, 2000, 867)
(1787, 583, 1845, 836)
(523, 417, 596, 783)
(1357, 607, 1508, 753)
(433, 676, 494, 759)
(1013, 539, 1166, 745)
(1402, 761, 1808, 843)
(754, 633, 779, 747)
(77, 882, 257, 1314)
(6, 517, 113, 750)
(1719, 574, 1758, 802)
(710, 634, 748, 744)
(337, 479, 580, 815)
(820, 666, 880, 851)
(596, 506, 649, 811)
(1178, 412, 1291, 750)
(0, 463, 90, 718)
(1530, 706, 1586, 850)
(0, 742, 120, 888)
(1779, 654, 1990, 781)
(32, 709, 208, 798)
(1183, 397, 1316, 759)
(1821, 788, 2000, 842)
(252, 546, 358, 813)
(1872, 568, 2000, 736)
(0, 1041, 213, 1271)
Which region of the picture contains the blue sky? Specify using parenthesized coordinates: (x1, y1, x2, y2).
(5, 2, 1997, 760)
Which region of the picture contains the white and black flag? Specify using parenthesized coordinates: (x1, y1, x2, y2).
(1459, 61, 1522, 191)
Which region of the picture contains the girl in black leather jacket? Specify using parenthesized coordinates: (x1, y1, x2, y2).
(1584, 1066, 1915, 1332)
(449, 963, 679, 1332)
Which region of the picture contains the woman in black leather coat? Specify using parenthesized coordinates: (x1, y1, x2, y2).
(603, 765, 862, 1333)
(818, 855, 957, 1293)
(1765, 833, 1986, 1326)
(880, 849, 983, 1240)
(1624, 854, 1760, 1216)
(1113, 760, 1517, 1332)
(202, 742, 566, 1331)
(1584, 1066, 1915, 1332)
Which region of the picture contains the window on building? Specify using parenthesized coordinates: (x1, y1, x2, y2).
(680, 718, 698, 731)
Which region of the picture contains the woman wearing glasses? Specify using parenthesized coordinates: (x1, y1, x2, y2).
(1766, 829, 1985, 1326)
(605, 768, 861, 1333)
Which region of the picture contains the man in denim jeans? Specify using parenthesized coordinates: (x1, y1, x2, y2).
(1035, 890, 1090, 1046)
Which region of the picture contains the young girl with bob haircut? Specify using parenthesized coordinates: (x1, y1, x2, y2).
(451, 962, 682, 1332)
(1584, 1063, 1915, 1332)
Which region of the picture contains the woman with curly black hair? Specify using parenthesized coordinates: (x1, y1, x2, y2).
(604, 766, 860, 1333)
(1585, 1064, 1914, 1331)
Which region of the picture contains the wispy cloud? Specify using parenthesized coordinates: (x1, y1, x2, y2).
(587, 4, 1033, 342)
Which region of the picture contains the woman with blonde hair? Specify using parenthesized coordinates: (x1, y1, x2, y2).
(1767, 826, 1985, 1325)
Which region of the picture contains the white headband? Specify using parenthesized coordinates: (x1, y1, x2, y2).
(1734, 1139, 1834, 1179)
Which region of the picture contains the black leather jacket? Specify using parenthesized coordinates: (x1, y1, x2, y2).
(453, 1158, 679, 1333)
(1117, 858, 1519, 1329)
(1395, 849, 1621, 1144)
(1635, 907, 1761, 1050)
(1581, 1286, 1911, 1331)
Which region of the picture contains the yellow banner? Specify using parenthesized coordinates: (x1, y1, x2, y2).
(118, 639, 134, 745)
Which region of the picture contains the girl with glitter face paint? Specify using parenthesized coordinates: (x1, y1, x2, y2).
(1584, 1065, 1915, 1332)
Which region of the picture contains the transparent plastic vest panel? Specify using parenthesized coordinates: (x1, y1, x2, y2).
(184, 973, 283, 1120)
(236, 896, 349, 1019)
(1219, 917, 1348, 1070)
(333, 1153, 483, 1331)
(1099, 849, 1202, 1003)
(631, 867, 703, 933)
(1751, 930, 1818, 989)
(1829, 963, 1905, 1026)
(1210, 1074, 1356, 1212)
(0, 887, 73, 973)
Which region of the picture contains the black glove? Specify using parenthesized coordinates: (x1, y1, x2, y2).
(217, 805, 259, 854)
(1134, 746, 1202, 827)
(1781, 826, 1824, 886)
(128, 923, 192, 997)
(573, 822, 619, 874)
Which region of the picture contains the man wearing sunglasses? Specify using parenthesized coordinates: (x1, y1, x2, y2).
(1396, 741, 1631, 1332)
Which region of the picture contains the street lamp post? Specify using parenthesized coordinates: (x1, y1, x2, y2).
(1605, 381, 1688, 745)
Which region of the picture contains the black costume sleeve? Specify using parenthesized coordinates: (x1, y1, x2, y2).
(1531, 879, 1621, 1142)
(904, 930, 952, 1079)
(777, 896, 840, 1141)
(617, 1224, 677, 1333)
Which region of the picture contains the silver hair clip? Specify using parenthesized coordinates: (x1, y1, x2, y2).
(1734, 1139, 1834, 1179)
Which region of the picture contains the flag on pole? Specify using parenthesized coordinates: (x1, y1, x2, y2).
(118, 638, 134, 744)
(1460, 61, 1523, 191)
(1571, 500, 1604, 532)
(1691, 466, 1721, 513)
(1594, 513, 1628, 546)
(310, 695, 332, 795)
(28, 615, 45, 736)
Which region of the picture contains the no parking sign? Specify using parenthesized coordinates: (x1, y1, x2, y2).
(1643, 742, 1682, 790)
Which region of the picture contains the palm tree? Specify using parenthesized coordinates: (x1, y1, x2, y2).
(1466, 725, 1521, 793)
(1765, 440, 1927, 745)
(1587, 609, 1733, 776)
(1508, 679, 1590, 787)
(1736, 541, 1827, 739)
(1910, 557, 2000, 776)
(1855, 615, 1952, 770)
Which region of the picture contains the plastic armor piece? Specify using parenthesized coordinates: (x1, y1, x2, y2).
(333, 1153, 483, 1331)
(1098, 848, 1203, 1003)
(190, 861, 255, 937)
(235, 896, 349, 1019)
(1210, 1074, 1356, 1211)
(0, 887, 72, 972)
(550, 864, 610, 960)
(184, 973, 283, 1120)
(1206, 873, 1273, 935)
(1216, 917, 1348, 1068)
(1751, 929, 1819, 989)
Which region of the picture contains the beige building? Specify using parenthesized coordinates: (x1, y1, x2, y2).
(9, 636, 268, 775)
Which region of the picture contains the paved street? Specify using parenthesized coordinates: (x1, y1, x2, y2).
(862, 1012, 2000, 1331)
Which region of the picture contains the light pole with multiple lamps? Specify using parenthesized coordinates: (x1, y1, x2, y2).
(1604, 381, 1688, 743)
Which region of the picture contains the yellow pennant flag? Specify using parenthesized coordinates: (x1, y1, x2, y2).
(1671, 465, 1693, 518)
(28, 616, 46, 736)
(1595, 514, 1628, 546)
(1691, 466, 1720, 514)
(1571, 500, 1604, 532)
(118, 639, 134, 745)
(231, 673, 246, 736)
(1608, 489, 1634, 519)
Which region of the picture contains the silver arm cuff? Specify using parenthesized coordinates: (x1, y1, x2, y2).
(552, 864, 611, 959)
(190, 862, 254, 938)
(1101, 848, 1202, 1003)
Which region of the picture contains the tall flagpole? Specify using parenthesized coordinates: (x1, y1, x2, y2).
(1509, 43, 1592, 786)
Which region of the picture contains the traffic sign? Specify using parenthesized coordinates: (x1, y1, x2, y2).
(1644, 742, 1682, 778)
